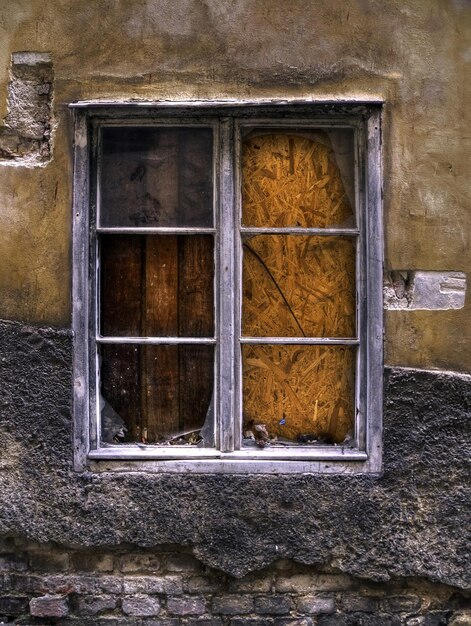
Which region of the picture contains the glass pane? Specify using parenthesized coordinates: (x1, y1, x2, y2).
(100, 344, 214, 445)
(242, 235, 356, 338)
(242, 345, 355, 445)
(242, 129, 355, 228)
(100, 127, 213, 227)
(100, 234, 214, 337)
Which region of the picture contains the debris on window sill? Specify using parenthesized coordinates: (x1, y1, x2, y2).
(243, 420, 354, 448)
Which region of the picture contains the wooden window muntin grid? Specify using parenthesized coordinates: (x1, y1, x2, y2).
(71, 102, 383, 473)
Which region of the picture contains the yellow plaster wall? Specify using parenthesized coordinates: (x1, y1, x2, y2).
(0, 0, 469, 371)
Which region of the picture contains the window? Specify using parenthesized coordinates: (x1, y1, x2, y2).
(71, 101, 383, 473)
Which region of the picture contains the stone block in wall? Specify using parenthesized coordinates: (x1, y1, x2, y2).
(0, 552, 28, 572)
(8, 573, 43, 594)
(119, 553, 161, 573)
(42, 574, 99, 594)
(296, 594, 335, 614)
(340, 595, 379, 613)
(166, 595, 206, 615)
(29, 593, 69, 617)
(122, 594, 161, 616)
(384, 270, 466, 310)
(184, 574, 225, 593)
(76, 594, 117, 615)
(228, 574, 273, 593)
(276, 574, 353, 593)
(254, 595, 292, 615)
(71, 552, 114, 573)
(381, 595, 422, 613)
(29, 549, 70, 572)
(0, 594, 29, 616)
(0, 52, 54, 167)
(212, 593, 254, 614)
(123, 575, 183, 595)
(164, 553, 204, 572)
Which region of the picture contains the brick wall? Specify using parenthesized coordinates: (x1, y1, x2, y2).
(1, 538, 470, 625)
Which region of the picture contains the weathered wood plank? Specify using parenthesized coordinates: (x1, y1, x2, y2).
(100, 234, 143, 336)
(144, 236, 179, 441)
(178, 235, 214, 337)
(100, 235, 143, 440)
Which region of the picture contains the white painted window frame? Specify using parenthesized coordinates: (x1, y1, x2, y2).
(71, 100, 383, 474)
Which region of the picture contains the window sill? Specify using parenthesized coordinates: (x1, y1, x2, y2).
(86, 446, 377, 474)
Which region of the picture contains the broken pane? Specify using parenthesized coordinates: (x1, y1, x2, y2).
(100, 344, 214, 445)
(100, 234, 214, 337)
(100, 127, 213, 227)
(242, 235, 356, 338)
(242, 344, 355, 445)
(242, 129, 355, 228)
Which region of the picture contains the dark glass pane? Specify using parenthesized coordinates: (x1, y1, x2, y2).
(242, 345, 355, 445)
(242, 235, 356, 338)
(100, 344, 214, 445)
(242, 129, 355, 228)
(100, 127, 213, 227)
(100, 234, 214, 337)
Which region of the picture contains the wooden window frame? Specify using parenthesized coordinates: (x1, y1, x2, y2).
(71, 100, 383, 474)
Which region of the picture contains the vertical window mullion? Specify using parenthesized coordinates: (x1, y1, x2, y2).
(218, 118, 236, 452)
(355, 126, 367, 452)
(72, 109, 91, 470)
(365, 108, 383, 470)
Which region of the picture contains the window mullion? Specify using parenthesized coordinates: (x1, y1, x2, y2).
(218, 118, 236, 452)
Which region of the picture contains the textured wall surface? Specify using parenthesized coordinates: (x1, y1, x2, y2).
(0, 320, 469, 589)
(0, 2, 470, 621)
(0, 0, 469, 370)
(1, 539, 470, 625)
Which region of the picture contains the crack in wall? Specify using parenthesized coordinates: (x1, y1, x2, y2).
(0, 52, 54, 168)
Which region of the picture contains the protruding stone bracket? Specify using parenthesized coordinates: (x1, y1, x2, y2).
(0, 52, 54, 167)
(384, 270, 466, 310)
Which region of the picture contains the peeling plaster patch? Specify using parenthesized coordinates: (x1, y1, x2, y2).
(384, 271, 466, 310)
(0, 52, 54, 167)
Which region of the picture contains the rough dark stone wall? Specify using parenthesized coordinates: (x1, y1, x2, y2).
(1, 541, 470, 625)
(0, 319, 470, 589)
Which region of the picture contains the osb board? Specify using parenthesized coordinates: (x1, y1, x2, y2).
(241, 133, 356, 442)
(242, 235, 356, 338)
(242, 132, 354, 227)
(243, 345, 355, 443)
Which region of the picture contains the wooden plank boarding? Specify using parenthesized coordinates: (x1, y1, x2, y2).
(144, 236, 179, 441)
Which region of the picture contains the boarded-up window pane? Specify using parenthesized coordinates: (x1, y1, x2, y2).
(100, 127, 213, 227)
(100, 234, 214, 337)
(242, 235, 356, 338)
(241, 131, 357, 446)
(100, 344, 214, 445)
(242, 345, 355, 444)
(242, 130, 355, 228)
